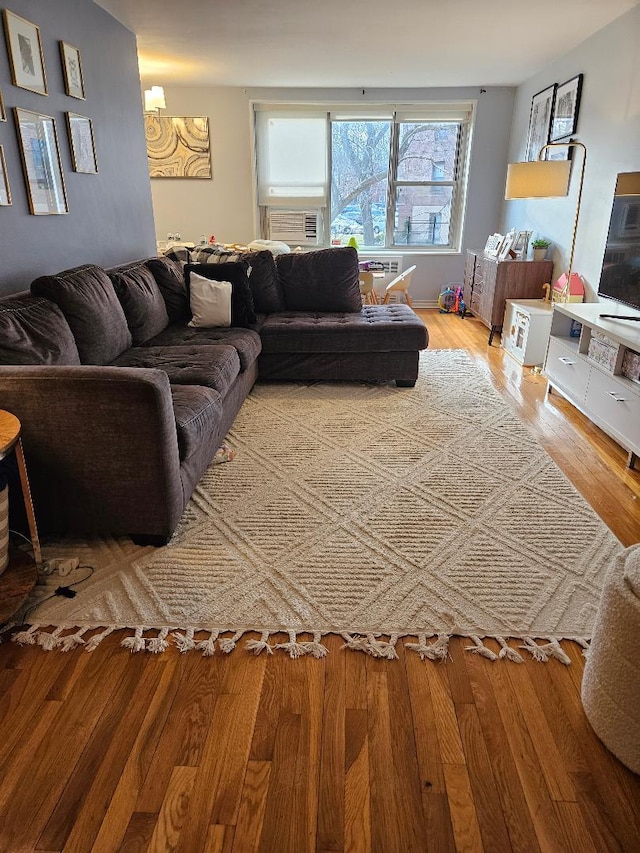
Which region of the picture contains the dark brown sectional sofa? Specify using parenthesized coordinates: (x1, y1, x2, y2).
(0, 247, 427, 543)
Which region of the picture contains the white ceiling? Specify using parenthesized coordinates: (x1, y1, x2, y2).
(95, 0, 637, 88)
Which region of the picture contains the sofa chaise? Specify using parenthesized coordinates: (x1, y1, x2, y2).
(0, 247, 427, 542)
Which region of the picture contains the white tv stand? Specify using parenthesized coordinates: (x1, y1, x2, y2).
(543, 301, 640, 469)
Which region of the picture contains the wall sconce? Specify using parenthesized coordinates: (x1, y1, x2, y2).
(144, 85, 166, 114)
(505, 141, 587, 302)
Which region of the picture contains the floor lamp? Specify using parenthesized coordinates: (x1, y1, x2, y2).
(505, 141, 587, 301)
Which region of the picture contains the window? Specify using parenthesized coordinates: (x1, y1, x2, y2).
(254, 103, 473, 250)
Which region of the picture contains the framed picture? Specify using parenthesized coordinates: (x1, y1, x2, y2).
(14, 108, 68, 215)
(525, 84, 556, 161)
(59, 41, 85, 100)
(0, 146, 11, 205)
(144, 116, 212, 178)
(0, 90, 6, 122)
(512, 230, 532, 259)
(545, 138, 575, 161)
(2, 10, 47, 95)
(550, 74, 583, 142)
(66, 112, 97, 173)
(484, 233, 503, 256)
(498, 233, 515, 260)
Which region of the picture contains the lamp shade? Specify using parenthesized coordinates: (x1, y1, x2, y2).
(144, 85, 166, 112)
(505, 160, 571, 199)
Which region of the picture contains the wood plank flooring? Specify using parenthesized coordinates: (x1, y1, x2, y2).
(1, 309, 639, 852)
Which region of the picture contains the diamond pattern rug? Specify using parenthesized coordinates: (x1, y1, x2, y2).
(13, 349, 622, 661)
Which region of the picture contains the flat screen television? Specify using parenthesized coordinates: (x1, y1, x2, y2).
(597, 172, 640, 313)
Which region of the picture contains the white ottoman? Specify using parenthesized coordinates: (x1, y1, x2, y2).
(582, 543, 640, 774)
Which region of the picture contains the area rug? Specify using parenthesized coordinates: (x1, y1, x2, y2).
(9, 349, 622, 663)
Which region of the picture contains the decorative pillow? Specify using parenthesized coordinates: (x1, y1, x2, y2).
(188, 273, 232, 328)
(189, 247, 283, 314)
(185, 262, 256, 328)
(145, 256, 191, 324)
(31, 264, 132, 365)
(276, 247, 362, 312)
(0, 295, 81, 365)
(108, 261, 169, 345)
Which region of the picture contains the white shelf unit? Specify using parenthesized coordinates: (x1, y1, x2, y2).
(501, 299, 554, 366)
(543, 302, 640, 469)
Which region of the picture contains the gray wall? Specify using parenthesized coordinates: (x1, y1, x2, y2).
(146, 85, 515, 306)
(0, 0, 156, 294)
(501, 4, 640, 300)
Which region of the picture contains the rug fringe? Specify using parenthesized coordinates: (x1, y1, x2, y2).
(4, 625, 588, 664)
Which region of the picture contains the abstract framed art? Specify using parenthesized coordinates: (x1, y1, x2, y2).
(524, 84, 556, 161)
(144, 115, 212, 178)
(66, 112, 97, 173)
(3, 9, 47, 95)
(14, 108, 68, 214)
(550, 74, 583, 142)
(60, 41, 85, 100)
(0, 146, 11, 205)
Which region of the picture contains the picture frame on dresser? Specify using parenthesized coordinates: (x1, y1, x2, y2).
(525, 83, 556, 161)
(550, 74, 583, 142)
(2, 10, 47, 95)
(14, 108, 68, 215)
(0, 146, 11, 205)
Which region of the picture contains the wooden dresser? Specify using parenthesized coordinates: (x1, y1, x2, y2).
(463, 250, 554, 344)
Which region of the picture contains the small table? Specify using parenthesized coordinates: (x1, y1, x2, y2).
(0, 410, 42, 568)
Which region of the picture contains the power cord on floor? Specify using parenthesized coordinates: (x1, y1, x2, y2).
(22, 564, 95, 622)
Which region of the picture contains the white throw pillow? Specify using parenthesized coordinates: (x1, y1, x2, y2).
(188, 273, 232, 327)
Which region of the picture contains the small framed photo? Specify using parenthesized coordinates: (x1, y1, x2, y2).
(498, 233, 515, 260)
(14, 108, 68, 215)
(525, 83, 556, 161)
(2, 10, 47, 95)
(0, 146, 11, 205)
(66, 112, 97, 173)
(0, 89, 6, 122)
(484, 233, 503, 256)
(60, 41, 85, 100)
(512, 230, 532, 259)
(550, 74, 583, 142)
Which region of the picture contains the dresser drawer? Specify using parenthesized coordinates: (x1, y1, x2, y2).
(545, 337, 590, 400)
(584, 368, 640, 451)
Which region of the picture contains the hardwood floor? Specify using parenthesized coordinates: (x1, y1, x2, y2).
(1, 309, 639, 853)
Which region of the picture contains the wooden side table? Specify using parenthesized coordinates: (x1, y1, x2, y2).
(0, 410, 42, 568)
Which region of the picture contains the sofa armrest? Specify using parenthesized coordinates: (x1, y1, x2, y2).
(0, 365, 184, 538)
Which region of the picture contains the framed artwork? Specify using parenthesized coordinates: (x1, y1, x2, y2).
(2, 10, 47, 95)
(498, 233, 515, 260)
(0, 90, 6, 122)
(512, 230, 532, 259)
(484, 233, 503, 256)
(14, 108, 68, 215)
(0, 146, 11, 205)
(525, 84, 556, 161)
(66, 112, 97, 173)
(550, 74, 583, 142)
(144, 116, 212, 178)
(59, 41, 85, 100)
(544, 138, 575, 162)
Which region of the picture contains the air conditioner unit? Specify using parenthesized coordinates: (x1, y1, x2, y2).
(267, 210, 320, 245)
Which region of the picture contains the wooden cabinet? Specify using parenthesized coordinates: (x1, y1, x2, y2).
(544, 302, 640, 469)
(464, 250, 554, 344)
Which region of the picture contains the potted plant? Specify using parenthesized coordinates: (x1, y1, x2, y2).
(531, 238, 551, 261)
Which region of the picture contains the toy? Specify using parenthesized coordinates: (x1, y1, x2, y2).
(438, 287, 456, 313)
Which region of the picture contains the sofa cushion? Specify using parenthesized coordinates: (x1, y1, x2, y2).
(108, 260, 169, 345)
(171, 384, 222, 461)
(259, 304, 429, 353)
(146, 256, 191, 324)
(111, 345, 241, 396)
(188, 274, 232, 328)
(0, 294, 81, 365)
(276, 247, 361, 313)
(31, 264, 132, 364)
(190, 247, 284, 314)
(185, 262, 256, 327)
(143, 324, 262, 372)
